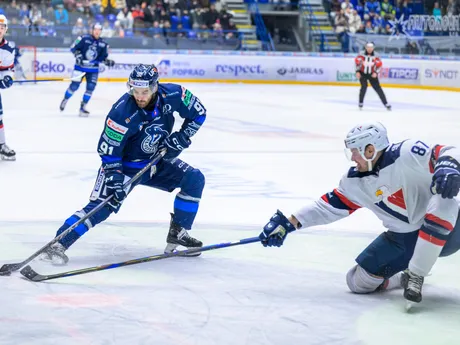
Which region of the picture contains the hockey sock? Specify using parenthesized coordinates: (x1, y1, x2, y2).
(173, 193, 200, 229)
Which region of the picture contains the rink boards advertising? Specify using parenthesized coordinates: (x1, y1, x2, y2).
(24, 49, 460, 91)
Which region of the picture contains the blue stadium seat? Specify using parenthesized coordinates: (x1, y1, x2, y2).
(182, 15, 191, 29)
(170, 15, 179, 30)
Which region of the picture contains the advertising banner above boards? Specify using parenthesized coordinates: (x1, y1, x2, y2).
(21, 49, 460, 91)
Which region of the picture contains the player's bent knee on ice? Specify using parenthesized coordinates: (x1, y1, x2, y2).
(346, 265, 384, 294)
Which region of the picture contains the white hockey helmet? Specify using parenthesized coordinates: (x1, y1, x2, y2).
(0, 15, 8, 29)
(344, 122, 389, 170)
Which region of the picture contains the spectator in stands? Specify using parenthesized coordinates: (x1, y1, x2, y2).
(44, 4, 56, 22)
(72, 17, 88, 35)
(206, 4, 219, 28)
(28, 4, 42, 33)
(405, 40, 419, 54)
(364, 0, 380, 20)
(348, 9, 362, 33)
(174, 0, 189, 17)
(335, 9, 349, 52)
(446, 0, 456, 14)
(341, 0, 354, 10)
(329, 0, 341, 21)
(380, 0, 395, 20)
(117, 6, 133, 29)
(362, 20, 373, 33)
(225, 17, 237, 40)
(190, 0, 203, 27)
(163, 20, 173, 38)
(113, 20, 125, 36)
(151, 20, 162, 38)
(395, 0, 411, 19)
(101, 19, 115, 37)
(219, 5, 233, 30)
(90, 0, 102, 16)
(131, 3, 144, 19)
(55, 4, 69, 25)
(373, 14, 384, 33)
(142, 4, 156, 27)
(433, 2, 441, 20)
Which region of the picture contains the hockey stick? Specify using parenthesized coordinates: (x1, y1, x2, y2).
(0, 150, 166, 276)
(15, 72, 87, 84)
(20, 236, 261, 282)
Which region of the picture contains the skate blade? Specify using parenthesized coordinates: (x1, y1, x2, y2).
(79, 113, 89, 118)
(164, 243, 202, 257)
(38, 254, 68, 266)
(405, 300, 416, 312)
(1, 156, 16, 161)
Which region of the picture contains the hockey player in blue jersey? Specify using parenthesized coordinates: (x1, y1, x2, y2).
(59, 23, 115, 117)
(41, 64, 206, 265)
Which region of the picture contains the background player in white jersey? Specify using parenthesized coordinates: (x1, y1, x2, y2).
(0, 15, 16, 161)
(259, 122, 460, 305)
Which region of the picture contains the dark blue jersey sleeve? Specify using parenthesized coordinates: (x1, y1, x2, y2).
(70, 35, 84, 54)
(177, 85, 207, 137)
(97, 41, 109, 62)
(97, 97, 137, 169)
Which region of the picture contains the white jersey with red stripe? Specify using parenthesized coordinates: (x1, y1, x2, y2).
(0, 39, 15, 79)
(293, 139, 460, 237)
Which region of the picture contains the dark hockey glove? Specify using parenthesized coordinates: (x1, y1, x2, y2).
(162, 132, 191, 161)
(74, 51, 83, 65)
(104, 167, 126, 212)
(104, 59, 115, 67)
(259, 210, 296, 247)
(431, 156, 460, 199)
(0, 76, 13, 89)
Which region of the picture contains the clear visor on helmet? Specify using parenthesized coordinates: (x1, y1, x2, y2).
(126, 79, 158, 94)
(343, 133, 378, 163)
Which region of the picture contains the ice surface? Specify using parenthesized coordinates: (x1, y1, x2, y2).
(1, 82, 460, 345)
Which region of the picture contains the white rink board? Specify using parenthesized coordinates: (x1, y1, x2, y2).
(21, 49, 460, 89)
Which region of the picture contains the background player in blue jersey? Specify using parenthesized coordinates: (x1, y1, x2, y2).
(59, 23, 115, 117)
(41, 64, 207, 265)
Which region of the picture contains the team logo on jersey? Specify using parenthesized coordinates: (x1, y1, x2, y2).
(163, 104, 172, 114)
(141, 123, 169, 154)
(85, 45, 98, 61)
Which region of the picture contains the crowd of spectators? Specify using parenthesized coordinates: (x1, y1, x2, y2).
(327, 0, 460, 37)
(0, 0, 240, 41)
(325, 0, 460, 51)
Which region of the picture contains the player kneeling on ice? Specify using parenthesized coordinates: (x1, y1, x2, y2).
(40, 64, 206, 265)
(260, 122, 460, 305)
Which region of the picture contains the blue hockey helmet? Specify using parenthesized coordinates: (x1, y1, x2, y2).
(127, 64, 160, 94)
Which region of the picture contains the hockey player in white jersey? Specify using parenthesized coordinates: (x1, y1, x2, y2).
(0, 15, 15, 161)
(259, 122, 460, 305)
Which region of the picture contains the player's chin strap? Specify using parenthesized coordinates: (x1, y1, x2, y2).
(0, 149, 166, 276)
(365, 150, 379, 171)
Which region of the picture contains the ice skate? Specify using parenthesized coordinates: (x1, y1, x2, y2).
(0, 143, 16, 161)
(59, 98, 68, 112)
(79, 102, 90, 117)
(164, 213, 203, 257)
(402, 269, 424, 311)
(386, 104, 392, 111)
(39, 242, 69, 265)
